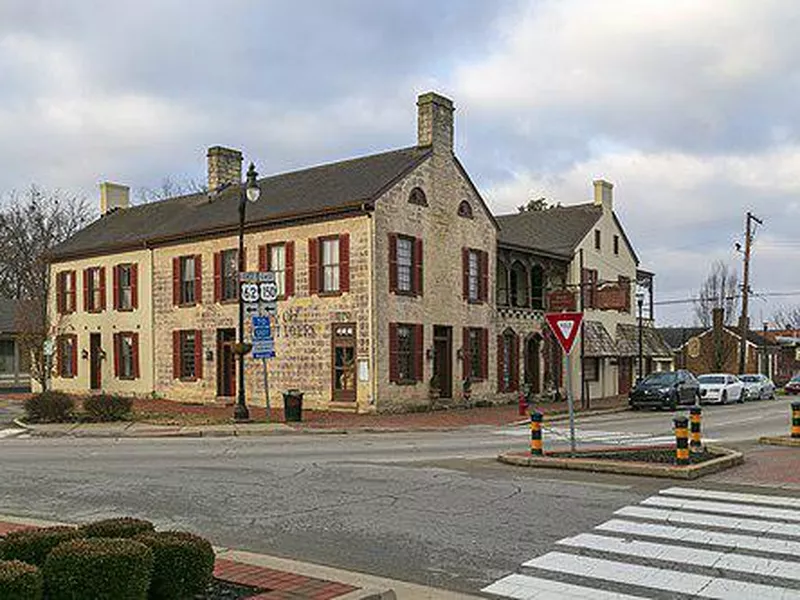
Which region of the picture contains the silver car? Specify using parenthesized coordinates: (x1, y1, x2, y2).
(738, 374, 776, 401)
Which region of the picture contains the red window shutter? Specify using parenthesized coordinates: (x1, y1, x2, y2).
(131, 264, 138, 309)
(462, 327, 470, 381)
(388, 233, 398, 292)
(479, 251, 488, 302)
(389, 323, 399, 383)
(497, 335, 504, 392)
(195, 330, 203, 379)
(414, 324, 424, 381)
(112, 265, 120, 310)
(56, 273, 64, 314)
(285, 241, 295, 297)
(70, 335, 78, 376)
(213, 252, 222, 302)
(339, 234, 350, 293)
(481, 328, 489, 380)
(70, 271, 76, 312)
(132, 333, 140, 379)
(56, 336, 63, 375)
(194, 255, 202, 304)
(99, 267, 106, 310)
(83, 268, 90, 311)
(172, 258, 180, 305)
(172, 331, 180, 379)
(462, 248, 469, 300)
(308, 238, 319, 295)
(512, 333, 520, 392)
(258, 245, 267, 271)
(113, 333, 120, 377)
(414, 238, 423, 296)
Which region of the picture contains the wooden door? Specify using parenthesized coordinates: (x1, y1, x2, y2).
(618, 358, 632, 395)
(433, 326, 452, 399)
(525, 336, 541, 393)
(332, 323, 357, 402)
(217, 329, 236, 398)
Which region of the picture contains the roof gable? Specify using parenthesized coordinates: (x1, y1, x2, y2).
(496, 203, 602, 257)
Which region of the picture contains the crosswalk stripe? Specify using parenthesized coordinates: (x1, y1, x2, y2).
(522, 552, 800, 599)
(558, 533, 800, 581)
(660, 486, 800, 509)
(642, 496, 800, 523)
(0, 428, 23, 439)
(615, 505, 800, 538)
(481, 573, 648, 600)
(597, 519, 800, 557)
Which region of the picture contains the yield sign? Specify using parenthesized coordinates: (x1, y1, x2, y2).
(544, 312, 584, 354)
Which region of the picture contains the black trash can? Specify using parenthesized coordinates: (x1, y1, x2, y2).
(283, 390, 303, 422)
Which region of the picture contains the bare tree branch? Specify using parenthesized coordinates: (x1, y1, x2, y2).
(693, 260, 740, 327)
(135, 176, 207, 204)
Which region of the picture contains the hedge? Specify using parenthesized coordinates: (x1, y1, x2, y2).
(23, 392, 74, 423)
(0, 560, 43, 600)
(83, 394, 133, 422)
(134, 531, 215, 599)
(44, 538, 153, 600)
(0, 526, 82, 567)
(79, 517, 155, 539)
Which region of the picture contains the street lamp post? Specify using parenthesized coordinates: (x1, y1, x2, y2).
(235, 163, 261, 422)
(636, 292, 645, 382)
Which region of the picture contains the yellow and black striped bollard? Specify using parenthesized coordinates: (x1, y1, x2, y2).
(674, 415, 689, 466)
(689, 406, 702, 453)
(530, 411, 543, 456)
(792, 401, 800, 439)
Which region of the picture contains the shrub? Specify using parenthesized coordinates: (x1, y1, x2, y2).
(134, 531, 215, 599)
(0, 526, 82, 567)
(0, 560, 43, 600)
(83, 394, 133, 422)
(44, 538, 153, 600)
(23, 392, 74, 423)
(79, 517, 155, 539)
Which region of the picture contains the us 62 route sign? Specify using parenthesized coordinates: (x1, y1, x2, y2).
(240, 272, 278, 316)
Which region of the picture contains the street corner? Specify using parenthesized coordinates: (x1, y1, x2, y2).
(759, 435, 800, 447)
(497, 445, 744, 480)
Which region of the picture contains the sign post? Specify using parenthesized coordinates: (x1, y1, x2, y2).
(545, 312, 584, 454)
(243, 271, 279, 421)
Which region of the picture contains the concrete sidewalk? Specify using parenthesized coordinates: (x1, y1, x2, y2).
(0, 514, 480, 599)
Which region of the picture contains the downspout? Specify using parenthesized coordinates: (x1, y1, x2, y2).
(149, 246, 156, 397)
(366, 203, 378, 413)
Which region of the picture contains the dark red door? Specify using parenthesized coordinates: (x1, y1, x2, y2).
(618, 358, 632, 395)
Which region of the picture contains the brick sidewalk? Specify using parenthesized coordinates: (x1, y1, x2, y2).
(0, 521, 364, 599)
(705, 444, 800, 489)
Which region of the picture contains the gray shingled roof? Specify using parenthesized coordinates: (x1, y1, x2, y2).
(495, 203, 602, 257)
(0, 300, 21, 334)
(616, 324, 673, 358)
(51, 146, 432, 261)
(658, 326, 773, 350)
(583, 320, 618, 357)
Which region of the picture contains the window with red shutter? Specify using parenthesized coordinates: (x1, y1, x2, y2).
(285, 241, 295, 297)
(132, 333, 140, 379)
(130, 264, 138, 309)
(479, 251, 488, 302)
(266, 243, 289, 298)
(390, 323, 419, 384)
(213, 252, 222, 302)
(462, 248, 469, 300)
(99, 267, 106, 310)
(172, 331, 180, 378)
(389, 323, 399, 383)
(56, 272, 64, 314)
(193, 255, 202, 304)
(258, 245, 267, 271)
(388, 233, 398, 293)
(113, 266, 120, 310)
(194, 330, 203, 379)
(116, 332, 137, 379)
(70, 334, 77, 377)
(462, 327, 470, 382)
(83, 268, 90, 311)
(308, 238, 319, 295)
(339, 233, 350, 293)
(414, 324, 423, 382)
(480, 329, 489, 380)
(113, 333, 120, 377)
(414, 238, 423, 296)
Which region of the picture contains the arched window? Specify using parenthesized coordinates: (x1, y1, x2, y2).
(498, 328, 519, 393)
(531, 265, 545, 310)
(408, 187, 428, 206)
(496, 262, 509, 306)
(509, 262, 529, 308)
(457, 200, 473, 218)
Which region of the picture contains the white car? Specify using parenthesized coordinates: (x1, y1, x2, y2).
(738, 374, 776, 401)
(698, 373, 745, 405)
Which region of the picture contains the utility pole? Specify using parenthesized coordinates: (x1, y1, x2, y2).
(739, 211, 763, 374)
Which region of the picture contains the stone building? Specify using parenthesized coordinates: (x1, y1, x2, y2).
(46, 91, 669, 411)
(0, 299, 30, 391)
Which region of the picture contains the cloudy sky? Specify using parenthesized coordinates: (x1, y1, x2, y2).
(2, 0, 799, 325)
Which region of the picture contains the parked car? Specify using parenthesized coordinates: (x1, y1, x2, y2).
(785, 374, 800, 395)
(629, 370, 701, 411)
(738, 374, 776, 401)
(698, 373, 745, 404)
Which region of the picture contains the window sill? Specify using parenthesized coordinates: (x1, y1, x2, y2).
(318, 291, 343, 298)
(392, 379, 419, 386)
(218, 298, 238, 305)
(86, 309, 104, 314)
(176, 302, 198, 308)
(116, 307, 135, 313)
(118, 376, 137, 381)
(178, 377, 199, 383)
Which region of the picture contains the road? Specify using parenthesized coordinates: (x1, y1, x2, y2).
(0, 398, 797, 595)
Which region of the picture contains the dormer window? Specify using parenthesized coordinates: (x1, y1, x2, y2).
(408, 187, 428, 206)
(457, 200, 473, 218)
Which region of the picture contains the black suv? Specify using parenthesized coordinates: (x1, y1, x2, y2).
(629, 370, 701, 411)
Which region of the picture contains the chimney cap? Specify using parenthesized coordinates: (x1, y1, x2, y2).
(207, 146, 243, 158)
(417, 91, 454, 110)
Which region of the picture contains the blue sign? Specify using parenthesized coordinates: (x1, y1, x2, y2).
(252, 339, 275, 360)
(252, 316, 272, 342)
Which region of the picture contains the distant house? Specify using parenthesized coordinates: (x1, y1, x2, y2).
(761, 330, 800, 385)
(0, 300, 30, 391)
(658, 308, 776, 378)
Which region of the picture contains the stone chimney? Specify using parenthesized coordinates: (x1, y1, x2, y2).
(99, 182, 129, 215)
(593, 179, 613, 212)
(712, 307, 725, 332)
(207, 146, 242, 192)
(417, 92, 454, 153)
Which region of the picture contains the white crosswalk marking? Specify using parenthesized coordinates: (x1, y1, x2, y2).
(496, 425, 715, 446)
(0, 428, 24, 439)
(481, 487, 800, 599)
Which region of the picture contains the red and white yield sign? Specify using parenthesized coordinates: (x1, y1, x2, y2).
(544, 312, 584, 354)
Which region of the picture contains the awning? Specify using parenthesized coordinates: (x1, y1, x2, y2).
(616, 323, 673, 358)
(583, 321, 618, 357)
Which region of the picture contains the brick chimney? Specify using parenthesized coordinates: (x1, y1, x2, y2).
(207, 146, 242, 192)
(712, 307, 724, 332)
(99, 182, 129, 215)
(593, 180, 613, 212)
(417, 92, 454, 154)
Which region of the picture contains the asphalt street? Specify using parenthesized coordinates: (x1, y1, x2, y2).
(0, 398, 797, 594)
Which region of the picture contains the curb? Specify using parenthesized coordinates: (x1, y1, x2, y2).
(497, 445, 744, 480)
(759, 436, 800, 447)
(336, 588, 396, 600)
